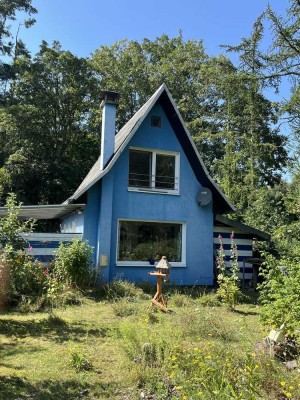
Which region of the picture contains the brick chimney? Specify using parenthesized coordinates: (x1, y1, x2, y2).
(99, 90, 120, 170)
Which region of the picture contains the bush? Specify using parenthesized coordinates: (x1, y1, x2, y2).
(198, 291, 221, 307)
(7, 251, 48, 304)
(169, 292, 192, 307)
(0, 193, 38, 306)
(104, 277, 144, 300)
(51, 240, 93, 289)
(259, 254, 300, 336)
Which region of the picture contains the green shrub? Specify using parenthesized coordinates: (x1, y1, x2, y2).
(0, 193, 38, 306)
(198, 291, 221, 307)
(169, 292, 192, 307)
(111, 299, 137, 317)
(51, 240, 93, 289)
(104, 277, 144, 300)
(2, 249, 48, 304)
(259, 254, 300, 336)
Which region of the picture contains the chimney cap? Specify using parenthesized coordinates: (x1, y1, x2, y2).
(100, 90, 120, 104)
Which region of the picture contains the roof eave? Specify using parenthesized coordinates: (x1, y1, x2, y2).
(215, 214, 271, 240)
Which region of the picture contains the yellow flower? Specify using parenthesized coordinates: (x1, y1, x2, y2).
(205, 355, 211, 359)
(254, 364, 259, 369)
(285, 392, 292, 398)
(175, 386, 183, 391)
(280, 382, 286, 387)
(197, 392, 203, 396)
(183, 395, 188, 400)
(288, 386, 294, 390)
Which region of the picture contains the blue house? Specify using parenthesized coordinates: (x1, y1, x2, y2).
(60, 84, 235, 285)
(0, 84, 270, 285)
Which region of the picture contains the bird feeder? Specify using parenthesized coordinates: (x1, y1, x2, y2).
(148, 256, 172, 312)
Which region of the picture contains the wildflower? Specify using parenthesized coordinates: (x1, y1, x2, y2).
(218, 234, 222, 240)
(230, 232, 234, 239)
(288, 386, 294, 390)
(175, 386, 183, 391)
(28, 245, 33, 251)
(43, 268, 49, 276)
(280, 382, 286, 387)
(285, 393, 292, 398)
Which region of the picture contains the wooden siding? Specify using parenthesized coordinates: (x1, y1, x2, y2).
(213, 226, 253, 282)
(21, 232, 82, 263)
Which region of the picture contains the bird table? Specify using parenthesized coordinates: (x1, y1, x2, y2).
(148, 256, 172, 313)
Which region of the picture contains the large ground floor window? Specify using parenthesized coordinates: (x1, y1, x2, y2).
(117, 220, 185, 264)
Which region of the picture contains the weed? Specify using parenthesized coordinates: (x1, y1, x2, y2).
(169, 292, 192, 307)
(104, 277, 144, 300)
(111, 299, 136, 317)
(68, 342, 93, 372)
(198, 291, 221, 307)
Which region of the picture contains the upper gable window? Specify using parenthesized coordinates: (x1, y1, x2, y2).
(128, 148, 179, 194)
(151, 116, 161, 128)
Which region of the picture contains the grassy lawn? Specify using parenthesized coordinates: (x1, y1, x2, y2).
(0, 285, 299, 400)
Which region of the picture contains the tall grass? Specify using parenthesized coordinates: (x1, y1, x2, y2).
(0, 283, 299, 399)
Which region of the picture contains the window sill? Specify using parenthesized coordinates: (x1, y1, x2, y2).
(128, 187, 179, 196)
(116, 261, 186, 267)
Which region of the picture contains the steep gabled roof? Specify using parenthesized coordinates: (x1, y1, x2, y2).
(67, 84, 235, 214)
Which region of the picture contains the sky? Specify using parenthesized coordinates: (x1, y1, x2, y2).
(16, 0, 288, 60)
(11, 0, 293, 177)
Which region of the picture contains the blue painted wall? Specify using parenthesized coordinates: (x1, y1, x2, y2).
(82, 182, 101, 265)
(62, 213, 84, 234)
(84, 103, 214, 285)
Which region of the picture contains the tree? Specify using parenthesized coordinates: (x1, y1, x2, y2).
(0, 0, 37, 102)
(92, 34, 288, 213)
(0, 41, 101, 205)
(0, 0, 36, 56)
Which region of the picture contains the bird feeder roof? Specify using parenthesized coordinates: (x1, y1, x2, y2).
(156, 256, 172, 270)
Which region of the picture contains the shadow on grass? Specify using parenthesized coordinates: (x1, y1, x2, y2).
(0, 375, 119, 400)
(0, 317, 111, 342)
(233, 309, 259, 316)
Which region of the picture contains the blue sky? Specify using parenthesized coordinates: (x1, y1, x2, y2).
(11, 0, 293, 176)
(17, 0, 287, 59)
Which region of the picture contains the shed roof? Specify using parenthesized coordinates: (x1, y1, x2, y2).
(215, 214, 270, 241)
(68, 84, 235, 214)
(0, 204, 85, 220)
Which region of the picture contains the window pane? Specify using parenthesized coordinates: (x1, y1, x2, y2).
(118, 221, 182, 262)
(155, 154, 175, 189)
(129, 150, 151, 188)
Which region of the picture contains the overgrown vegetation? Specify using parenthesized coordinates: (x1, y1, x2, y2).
(0, 286, 300, 400)
(0, 194, 93, 310)
(216, 233, 241, 310)
(259, 254, 300, 337)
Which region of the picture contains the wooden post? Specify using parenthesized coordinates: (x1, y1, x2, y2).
(148, 256, 172, 313)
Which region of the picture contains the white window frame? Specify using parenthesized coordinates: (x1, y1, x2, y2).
(116, 219, 187, 267)
(128, 147, 180, 195)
